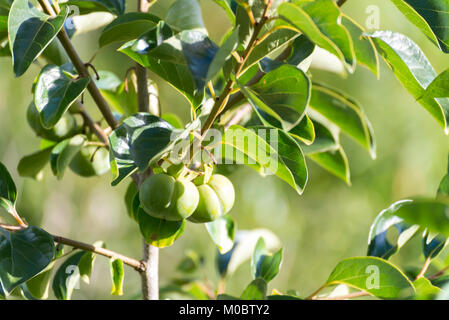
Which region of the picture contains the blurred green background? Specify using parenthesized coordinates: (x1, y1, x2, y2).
(1, 0, 449, 299)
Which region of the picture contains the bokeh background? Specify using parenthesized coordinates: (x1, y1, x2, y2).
(1, 0, 449, 299)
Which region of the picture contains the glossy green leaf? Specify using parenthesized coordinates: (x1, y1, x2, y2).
(17, 147, 52, 180)
(0, 161, 17, 213)
(251, 237, 283, 283)
(423, 231, 447, 259)
(423, 69, 449, 99)
(166, 0, 205, 33)
(0, 226, 55, 295)
(300, 120, 337, 154)
(341, 15, 379, 76)
(369, 31, 449, 133)
(278, 0, 355, 71)
(246, 65, 311, 131)
(108, 113, 177, 185)
(8, 0, 67, 76)
(66, 0, 125, 16)
(109, 258, 124, 296)
(241, 278, 267, 300)
(138, 207, 185, 248)
(326, 257, 415, 298)
(390, 0, 449, 53)
(394, 198, 449, 237)
(310, 83, 376, 158)
(34, 64, 89, 128)
(101, 81, 138, 116)
(206, 215, 235, 254)
(124, 182, 139, 221)
(367, 200, 419, 259)
(21, 261, 55, 300)
(99, 12, 160, 47)
(52, 251, 84, 300)
(50, 135, 86, 179)
(161, 113, 184, 129)
(413, 277, 442, 300)
(307, 147, 350, 185)
(288, 114, 315, 145)
(219, 125, 308, 194)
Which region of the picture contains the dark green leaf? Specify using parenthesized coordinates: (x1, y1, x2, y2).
(21, 262, 54, 300)
(35, 64, 89, 128)
(50, 134, 86, 179)
(206, 215, 235, 254)
(310, 83, 376, 158)
(251, 237, 283, 283)
(124, 182, 138, 221)
(109, 258, 124, 296)
(0, 161, 17, 213)
(423, 231, 447, 259)
(52, 251, 84, 300)
(8, 0, 67, 76)
(326, 257, 415, 299)
(138, 207, 185, 248)
(367, 200, 419, 259)
(99, 12, 160, 47)
(0, 226, 55, 295)
(390, 0, 449, 53)
(17, 147, 53, 180)
(241, 278, 267, 300)
(66, 0, 125, 16)
(78, 241, 104, 284)
(369, 31, 449, 133)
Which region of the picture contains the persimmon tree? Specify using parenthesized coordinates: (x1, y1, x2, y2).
(1, 0, 449, 300)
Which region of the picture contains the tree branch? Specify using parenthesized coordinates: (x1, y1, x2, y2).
(0, 223, 145, 272)
(75, 101, 110, 146)
(37, 0, 118, 129)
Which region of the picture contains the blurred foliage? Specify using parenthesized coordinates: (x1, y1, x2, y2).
(1, 0, 449, 299)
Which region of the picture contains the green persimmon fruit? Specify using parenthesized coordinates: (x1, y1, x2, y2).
(27, 103, 77, 141)
(140, 174, 199, 221)
(69, 146, 110, 177)
(188, 174, 235, 223)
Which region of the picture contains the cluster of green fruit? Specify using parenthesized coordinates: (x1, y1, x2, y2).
(27, 103, 109, 177)
(139, 164, 235, 223)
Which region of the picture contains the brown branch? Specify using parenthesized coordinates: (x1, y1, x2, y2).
(75, 101, 109, 146)
(428, 265, 449, 280)
(37, 0, 118, 129)
(314, 291, 370, 300)
(0, 224, 145, 272)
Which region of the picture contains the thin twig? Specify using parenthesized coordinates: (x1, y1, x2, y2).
(0, 224, 145, 272)
(76, 101, 110, 146)
(416, 257, 432, 279)
(224, 104, 252, 130)
(428, 265, 449, 280)
(314, 291, 370, 300)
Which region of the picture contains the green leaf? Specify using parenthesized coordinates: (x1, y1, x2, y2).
(341, 15, 379, 76)
(251, 237, 283, 283)
(119, 39, 204, 109)
(50, 135, 86, 179)
(423, 231, 447, 259)
(213, 0, 235, 24)
(124, 182, 139, 221)
(241, 278, 267, 300)
(288, 114, 315, 145)
(246, 65, 311, 131)
(8, 0, 67, 76)
(161, 113, 184, 129)
(205, 215, 235, 254)
(109, 258, 124, 296)
(166, 0, 205, 33)
(300, 120, 337, 154)
(17, 147, 53, 180)
(177, 250, 202, 273)
(101, 82, 138, 116)
(137, 207, 185, 248)
(21, 261, 55, 300)
(367, 200, 419, 259)
(108, 113, 177, 185)
(413, 277, 442, 300)
(393, 198, 449, 237)
(307, 147, 350, 184)
(423, 68, 449, 99)
(99, 12, 160, 47)
(278, 0, 355, 71)
(52, 251, 84, 300)
(369, 31, 449, 133)
(326, 257, 415, 299)
(34, 64, 89, 128)
(78, 241, 104, 284)
(390, 0, 449, 53)
(66, 0, 125, 16)
(0, 226, 55, 295)
(310, 83, 376, 158)
(219, 125, 308, 194)
(0, 161, 17, 213)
